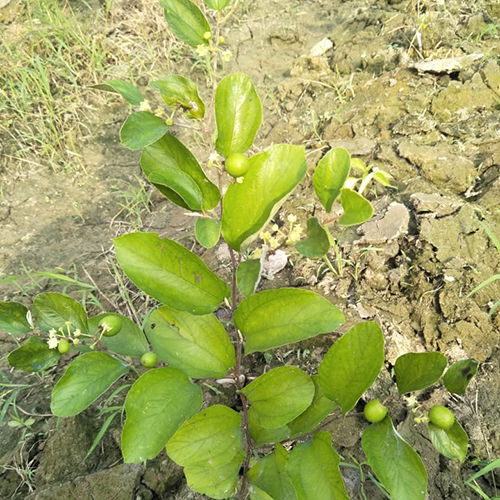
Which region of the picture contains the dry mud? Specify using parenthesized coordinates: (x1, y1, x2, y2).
(0, 0, 499, 498)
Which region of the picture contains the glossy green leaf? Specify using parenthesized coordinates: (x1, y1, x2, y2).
(215, 73, 262, 157)
(313, 148, 351, 212)
(141, 134, 220, 211)
(249, 485, 274, 500)
(295, 217, 330, 258)
(443, 359, 479, 395)
(160, 0, 211, 47)
(166, 405, 245, 499)
(428, 421, 468, 462)
(204, 0, 231, 10)
(222, 144, 306, 250)
(395, 352, 447, 394)
(248, 444, 297, 500)
(235, 288, 344, 355)
(241, 366, 315, 429)
(288, 375, 336, 438)
(318, 321, 384, 414)
(143, 305, 235, 378)
(0, 301, 31, 335)
(91, 79, 144, 105)
(122, 367, 202, 463)
(236, 259, 261, 297)
(338, 188, 373, 226)
(88, 313, 148, 358)
(362, 416, 427, 500)
(7, 337, 60, 372)
(33, 292, 88, 334)
(51, 352, 128, 417)
(195, 217, 221, 248)
(249, 418, 290, 446)
(286, 431, 348, 500)
(114, 232, 230, 315)
(150, 75, 205, 119)
(119, 111, 168, 150)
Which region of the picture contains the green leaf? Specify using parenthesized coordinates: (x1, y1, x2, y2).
(443, 359, 479, 395)
(222, 144, 306, 250)
(288, 375, 336, 438)
(295, 217, 330, 258)
(143, 305, 235, 379)
(248, 444, 297, 500)
(91, 79, 144, 105)
(318, 321, 384, 415)
(241, 366, 315, 429)
(119, 111, 169, 150)
(428, 421, 468, 462)
(141, 133, 220, 211)
(235, 288, 344, 355)
(286, 431, 349, 500)
(122, 367, 202, 463)
(362, 416, 427, 500)
(204, 0, 231, 10)
(236, 259, 261, 297)
(249, 485, 275, 500)
(0, 301, 31, 335)
(338, 188, 373, 226)
(33, 292, 88, 334)
(395, 352, 447, 394)
(51, 352, 128, 417)
(114, 232, 230, 315)
(160, 0, 211, 47)
(150, 75, 205, 119)
(166, 405, 245, 499)
(7, 337, 60, 372)
(88, 313, 149, 358)
(313, 148, 351, 212)
(215, 73, 262, 157)
(249, 419, 290, 446)
(195, 217, 221, 248)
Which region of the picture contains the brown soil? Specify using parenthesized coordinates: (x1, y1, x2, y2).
(1, 0, 499, 498)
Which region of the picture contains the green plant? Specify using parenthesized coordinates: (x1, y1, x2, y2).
(428, 405, 455, 430)
(0, 1, 484, 498)
(364, 399, 388, 424)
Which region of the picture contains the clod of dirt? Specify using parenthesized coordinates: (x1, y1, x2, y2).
(27, 463, 142, 500)
(410, 193, 462, 217)
(409, 53, 483, 74)
(356, 202, 410, 245)
(431, 72, 498, 122)
(481, 59, 500, 96)
(398, 140, 477, 194)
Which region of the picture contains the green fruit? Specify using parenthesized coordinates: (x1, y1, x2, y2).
(364, 399, 388, 423)
(141, 352, 158, 368)
(57, 339, 70, 354)
(225, 153, 249, 177)
(99, 315, 122, 337)
(429, 405, 455, 430)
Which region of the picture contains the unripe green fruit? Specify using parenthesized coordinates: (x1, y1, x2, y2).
(141, 352, 158, 368)
(364, 399, 388, 423)
(57, 339, 70, 354)
(99, 315, 122, 337)
(429, 405, 455, 430)
(225, 153, 249, 177)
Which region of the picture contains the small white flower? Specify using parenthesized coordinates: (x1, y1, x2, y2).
(48, 337, 59, 349)
(73, 329, 81, 337)
(221, 49, 232, 62)
(195, 44, 209, 57)
(72, 338, 80, 345)
(48, 328, 57, 335)
(287, 214, 297, 224)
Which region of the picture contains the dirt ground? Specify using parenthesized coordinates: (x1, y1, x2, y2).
(0, 0, 499, 498)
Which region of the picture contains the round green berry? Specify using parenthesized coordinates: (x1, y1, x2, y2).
(141, 352, 158, 368)
(364, 399, 388, 423)
(57, 339, 70, 354)
(429, 405, 455, 430)
(225, 153, 249, 177)
(99, 315, 122, 337)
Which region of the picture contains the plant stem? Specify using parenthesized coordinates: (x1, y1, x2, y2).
(238, 392, 252, 499)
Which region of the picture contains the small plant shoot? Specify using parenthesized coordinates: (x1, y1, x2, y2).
(0, 1, 480, 498)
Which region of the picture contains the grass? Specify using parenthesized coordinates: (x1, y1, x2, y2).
(0, 0, 177, 175)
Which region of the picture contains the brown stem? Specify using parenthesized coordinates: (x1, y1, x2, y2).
(238, 392, 252, 499)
